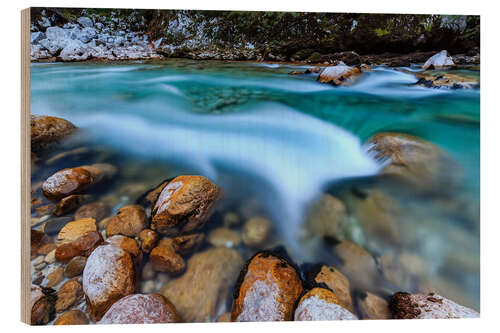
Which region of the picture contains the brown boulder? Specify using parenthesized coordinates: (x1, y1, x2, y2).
(232, 251, 303, 322)
(150, 238, 185, 274)
(389, 292, 479, 319)
(64, 256, 87, 277)
(55, 277, 83, 313)
(317, 62, 362, 86)
(171, 233, 205, 255)
(356, 291, 392, 319)
(56, 218, 97, 245)
(310, 265, 354, 313)
(306, 194, 348, 239)
(106, 205, 147, 238)
(54, 310, 89, 325)
(82, 244, 136, 321)
(106, 235, 143, 264)
(30, 115, 76, 152)
(161, 247, 243, 322)
(294, 287, 357, 320)
(241, 217, 271, 247)
(55, 231, 103, 263)
(53, 194, 88, 216)
(151, 175, 221, 235)
(74, 202, 110, 221)
(30, 284, 53, 325)
(99, 294, 180, 324)
(138, 229, 159, 253)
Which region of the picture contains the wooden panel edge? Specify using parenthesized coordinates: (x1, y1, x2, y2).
(20, 7, 31, 325)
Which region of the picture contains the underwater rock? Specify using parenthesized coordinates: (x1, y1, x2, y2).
(99, 294, 180, 324)
(56, 218, 97, 245)
(55, 277, 83, 313)
(305, 194, 348, 240)
(317, 61, 362, 86)
(356, 291, 392, 319)
(216, 312, 232, 322)
(74, 201, 110, 222)
(54, 310, 89, 325)
(30, 284, 53, 325)
(150, 238, 185, 274)
(232, 251, 303, 322)
(31, 230, 53, 258)
(64, 256, 87, 277)
(241, 217, 271, 247)
(53, 194, 89, 216)
(422, 50, 455, 70)
(43, 265, 64, 288)
(389, 292, 479, 319)
(308, 265, 354, 313)
(415, 73, 479, 89)
(208, 227, 241, 248)
(161, 247, 243, 322)
(138, 229, 159, 253)
(151, 175, 221, 236)
(294, 287, 357, 321)
(30, 115, 76, 153)
(83, 244, 136, 322)
(171, 233, 205, 255)
(55, 230, 103, 263)
(106, 205, 147, 238)
(366, 132, 461, 192)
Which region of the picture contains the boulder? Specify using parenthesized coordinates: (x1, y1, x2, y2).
(74, 202, 110, 222)
(415, 73, 479, 89)
(106, 235, 142, 264)
(106, 205, 147, 238)
(151, 175, 221, 236)
(60, 39, 89, 61)
(55, 230, 103, 263)
(30, 115, 76, 152)
(150, 238, 185, 274)
(53, 194, 88, 216)
(161, 247, 243, 322)
(241, 217, 271, 247)
(99, 294, 180, 324)
(422, 50, 455, 70)
(308, 265, 354, 313)
(138, 229, 159, 253)
(55, 277, 83, 313)
(82, 244, 136, 321)
(356, 291, 392, 319)
(366, 132, 461, 191)
(64, 256, 87, 277)
(171, 233, 205, 255)
(294, 287, 357, 320)
(54, 310, 89, 325)
(56, 218, 97, 245)
(389, 292, 479, 319)
(232, 251, 303, 321)
(30, 284, 53, 325)
(305, 194, 348, 239)
(77, 17, 94, 28)
(317, 62, 362, 86)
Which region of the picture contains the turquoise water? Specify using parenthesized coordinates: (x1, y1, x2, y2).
(30, 59, 480, 310)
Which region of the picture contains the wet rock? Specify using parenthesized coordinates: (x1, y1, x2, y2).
(38, 243, 57, 256)
(242, 217, 271, 247)
(309, 265, 354, 313)
(74, 201, 110, 222)
(54, 310, 89, 325)
(415, 73, 478, 89)
(55, 218, 97, 248)
(306, 194, 348, 239)
(366, 132, 461, 191)
(99, 294, 180, 324)
(330, 240, 379, 291)
(223, 211, 241, 228)
(171, 233, 205, 255)
(53, 194, 88, 216)
(42, 164, 116, 200)
(77, 16, 93, 28)
(31, 230, 53, 257)
(41, 216, 73, 235)
(208, 227, 241, 248)
(294, 287, 357, 320)
(232, 251, 303, 322)
(161, 247, 243, 322)
(317, 61, 362, 86)
(44, 249, 56, 264)
(151, 175, 221, 236)
(106, 205, 147, 238)
(216, 312, 232, 322)
(138, 229, 159, 253)
(422, 50, 454, 70)
(64, 256, 87, 277)
(45, 146, 90, 165)
(389, 292, 479, 319)
(83, 244, 136, 321)
(43, 266, 64, 288)
(379, 252, 428, 292)
(356, 291, 392, 319)
(150, 238, 185, 274)
(55, 230, 103, 263)
(106, 235, 142, 264)
(55, 277, 83, 313)
(141, 261, 156, 280)
(30, 115, 76, 152)
(30, 284, 53, 325)
(36, 203, 55, 216)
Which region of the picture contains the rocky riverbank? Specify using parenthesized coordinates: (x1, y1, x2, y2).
(30, 8, 480, 66)
(29, 114, 479, 324)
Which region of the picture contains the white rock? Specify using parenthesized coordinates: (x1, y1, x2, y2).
(423, 50, 455, 70)
(31, 31, 45, 45)
(77, 17, 94, 28)
(60, 40, 89, 61)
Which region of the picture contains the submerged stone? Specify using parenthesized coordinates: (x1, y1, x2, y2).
(294, 287, 357, 321)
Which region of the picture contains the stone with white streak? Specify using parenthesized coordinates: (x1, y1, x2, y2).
(422, 50, 455, 70)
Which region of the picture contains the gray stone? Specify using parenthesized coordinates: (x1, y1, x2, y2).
(77, 17, 94, 28)
(31, 32, 46, 45)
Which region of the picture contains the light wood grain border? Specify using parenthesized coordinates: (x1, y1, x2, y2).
(21, 7, 31, 325)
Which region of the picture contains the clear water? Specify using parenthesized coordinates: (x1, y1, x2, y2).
(30, 59, 480, 311)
